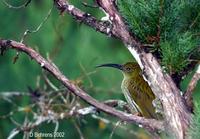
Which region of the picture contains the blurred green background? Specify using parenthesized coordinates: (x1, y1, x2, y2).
(0, 0, 199, 139)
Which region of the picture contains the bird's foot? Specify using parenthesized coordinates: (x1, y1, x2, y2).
(134, 112, 142, 117)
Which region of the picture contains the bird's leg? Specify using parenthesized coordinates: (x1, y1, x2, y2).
(152, 98, 163, 115)
(127, 105, 143, 116)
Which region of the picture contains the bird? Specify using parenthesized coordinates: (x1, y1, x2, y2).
(96, 62, 158, 119)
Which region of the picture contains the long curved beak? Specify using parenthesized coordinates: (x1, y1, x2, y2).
(96, 63, 123, 70)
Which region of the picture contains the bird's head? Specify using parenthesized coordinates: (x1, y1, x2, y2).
(96, 62, 141, 78)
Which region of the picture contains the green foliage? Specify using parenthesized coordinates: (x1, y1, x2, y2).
(118, 0, 160, 42)
(187, 101, 200, 138)
(161, 32, 198, 73)
(118, 0, 200, 74)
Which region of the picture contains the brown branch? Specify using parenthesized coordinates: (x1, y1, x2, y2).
(53, 0, 192, 138)
(54, 0, 113, 37)
(0, 39, 164, 133)
(77, 100, 131, 115)
(184, 64, 200, 111)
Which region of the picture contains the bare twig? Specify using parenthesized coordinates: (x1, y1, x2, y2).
(0, 92, 29, 98)
(0, 39, 164, 132)
(7, 128, 20, 139)
(189, 12, 200, 29)
(73, 121, 85, 139)
(77, 100, 130, 116)
(184, 64, 200, 111)
(79, 62, 95, 88)
(20, 6, 53, 42)
(81, 1, 98, 8)
(3, 0, 31, 9)
(109, 121, 122, 139)
(91, 114, 142, 138)
(43, 72, 59, 91)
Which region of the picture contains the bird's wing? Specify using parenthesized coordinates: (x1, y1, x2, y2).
(121, 85, 142, 114)
(127, 79, 157, 119)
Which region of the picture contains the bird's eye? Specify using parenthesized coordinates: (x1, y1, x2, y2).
(126, 67, 131, 71)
